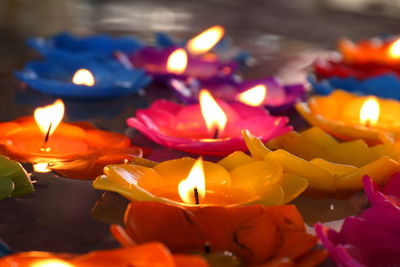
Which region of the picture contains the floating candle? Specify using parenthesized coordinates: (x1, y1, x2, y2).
(0, 100, 142, 179)
(311, 36, 400, 100)
(0, 156, 33, 200)
(116, 201, 326, 266)
(316, 173, 400, 267)
(0, 242, 208, 267)
(126, 91, 291, 155)
(15, 57, 151, 99)
(267, 127, 400, 192)
(169, 76, 306, 112)
(296, 90, 400, 145)
(93, 151, 308, 207)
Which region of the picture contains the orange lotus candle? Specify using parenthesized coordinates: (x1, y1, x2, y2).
(339, 37, 400, 65)
(296, 90, 400, 145)
(0, 242, 209, 267)
(0, 99, 142, 179)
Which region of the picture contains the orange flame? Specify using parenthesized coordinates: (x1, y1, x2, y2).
(34, 99, 65, 137)
(237, 85, 267, 106)
(178, 157, 206, 204)
(388, 38, 400, 59)
(199, 89, 227, 137)
(186, 25, 225, 55)
(359, 96, 380, 127)
(72, 69, 95, 86)
(167, 48, 188, 74)
(31, 259, 74, 267)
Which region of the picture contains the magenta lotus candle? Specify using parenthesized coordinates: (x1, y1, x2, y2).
(316, 173, 400, 267)
(168, 76, 306, 113)
(127, 90, 291, 155)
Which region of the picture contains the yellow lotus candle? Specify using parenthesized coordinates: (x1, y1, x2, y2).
(296, 90, 400, 145)
(244, 128, 400, 193)
(93, 151, 308, 207)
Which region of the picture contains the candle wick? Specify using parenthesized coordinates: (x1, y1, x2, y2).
(204, 242, 211, 254)
(213, 128, 219, 139)
(41, 123, 52, 151)
(366, 120, 370, 128)
(193, 186, 200, 205)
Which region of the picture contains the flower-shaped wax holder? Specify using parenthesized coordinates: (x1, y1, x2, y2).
(15, 56, 151, 99)
(296, 90, 400, 145)
(168, 76, 306, 113)
(27, 32, 143, 61)
(117, 201, 326, 266)
(0, 156, 33, 200)
(266, 127, 400, 193)
(311, 36, 400, 100)
(316, 173, 400, 267)
(126, 98, 291, 156)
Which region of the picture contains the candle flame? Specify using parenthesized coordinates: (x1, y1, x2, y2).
(72, 68, 95, 86)
(33, 163, 51, 173)
(388, 38, 400, 59)
(359, 96, 380, 127)
(31, 259, 74, 267)
(178, 157, 206, 204)
(167, 48, 188, 74)
(187, 25, 225, 55)
(237, 85, 267, 106)
(34, 99, 65, 137)
(199, 89, 227, 136)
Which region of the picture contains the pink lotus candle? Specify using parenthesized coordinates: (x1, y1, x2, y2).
(127, 89, 291, 155)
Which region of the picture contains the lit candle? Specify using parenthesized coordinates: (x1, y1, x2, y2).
(168, 76, 305, 113)
(0, 100, 142, 179)
(126, 92, 291, 155)
(296, 90, 400, 145)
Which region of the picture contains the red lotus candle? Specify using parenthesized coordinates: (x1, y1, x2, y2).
(127, 89, 291, 155)
(0, 99, 142, 179)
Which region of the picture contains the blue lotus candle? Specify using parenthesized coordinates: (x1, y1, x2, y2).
(15, 56, 151, 99)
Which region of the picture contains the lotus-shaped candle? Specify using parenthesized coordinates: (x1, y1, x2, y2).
(267, 127, 400, 192)
(296, 90, 400, 145)
(27, 32, 143, 61)
(155, 25, 251, 66)
(168, 76, 306, 113)
(0, 156, 33, 200)
(0, 242, 208, 267)
(115, 201, 326, 266)
(311, 37, 400, 100)
(0, 100, 142, 180)
(316, 173, 400, 267)
(127, 90, 291, 155)
(15, 56, 151, 99)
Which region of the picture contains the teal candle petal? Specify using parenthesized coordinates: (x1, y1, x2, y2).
(0, 178, 14, 200)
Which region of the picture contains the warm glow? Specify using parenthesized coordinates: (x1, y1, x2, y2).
(178, 157, 206, 204)
(359, 96, 380, 127)
(186, 25, 225, 55)
(33, 163, 51, 173)
(34, 99, 65, 136)
(199, 89, 227, 136)
(72, 68, 95, 86)
(31, 259, 74, 267)
(388, 38, 400, 59)
(237, 85, 267, 106)
(167, 48, 188, 74)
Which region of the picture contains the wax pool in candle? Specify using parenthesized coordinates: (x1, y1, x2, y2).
(0, 100, 142, 179)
